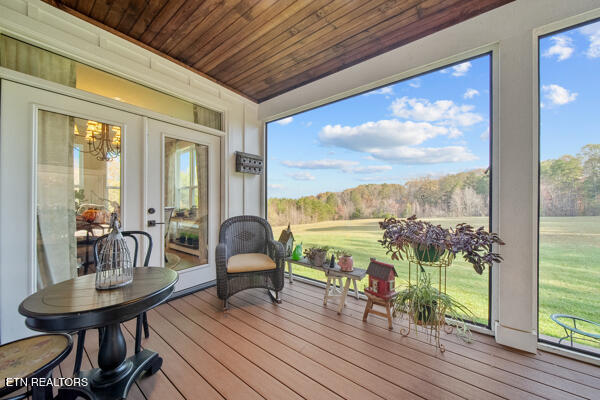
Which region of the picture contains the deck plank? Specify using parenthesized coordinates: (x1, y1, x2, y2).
(153, 304, 304, 400)
(168, 297, 343, 400)
(280, 282, 600, 398)
(57, 281, 598, 399)
(285, 280, 600, 385)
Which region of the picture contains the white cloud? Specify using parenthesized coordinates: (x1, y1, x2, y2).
(480, 127, 489, 141)
(364, 86, 394, 96)
(440, 68, 449, 74)
(281, 159, 358, 170)
(390, 96, 483, 127)
(370, 146, 477, 164)
(305, 121, 313, 127)
(276, 116, 293, 125)
(268, 183, 284, 190)
(580, 21, 600, 58)
(347, 165, 393, 174)
(542, 84, 577, 106)
(408, 79, 421, 88)
(543, 35, 574, 61)
(319, 119, 449, 151)
(463, 88, 480, 99)
(287, 172, 315, 181)
(451, 62, 471, 77)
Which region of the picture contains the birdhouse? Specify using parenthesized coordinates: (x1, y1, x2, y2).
(278, 223, 294, 257)
(365, 258, 398, 299)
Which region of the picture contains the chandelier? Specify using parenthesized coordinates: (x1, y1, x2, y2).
(74, 120, 121, 161)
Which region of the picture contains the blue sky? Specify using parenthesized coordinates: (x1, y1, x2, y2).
(540, 20, 600, 161)
(268, 20, 600, 199)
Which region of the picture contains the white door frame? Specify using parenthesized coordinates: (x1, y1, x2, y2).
(0, 80, 145, 342)
(145, 118, 221, 293)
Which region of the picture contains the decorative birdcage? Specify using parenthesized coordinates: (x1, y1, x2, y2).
(95, 213, 133, 290)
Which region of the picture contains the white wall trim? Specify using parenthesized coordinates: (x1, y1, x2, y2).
(260, 44, 498, 123)
(538, 343, 600, 367)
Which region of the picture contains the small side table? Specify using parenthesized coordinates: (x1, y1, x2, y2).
(322, 267, 367, 314)
(0, 334, 72, 399)
(363, 292, 398, 330)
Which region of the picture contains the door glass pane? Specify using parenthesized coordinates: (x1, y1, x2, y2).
(37, 110, 121, 289)
(164, 138, 208, 270)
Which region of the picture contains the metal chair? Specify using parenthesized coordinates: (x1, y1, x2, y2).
(72, 231, 153, 375)
(216, 216, 285, 309)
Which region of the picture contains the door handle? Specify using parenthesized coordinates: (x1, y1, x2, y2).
(147, 220, 166, 227)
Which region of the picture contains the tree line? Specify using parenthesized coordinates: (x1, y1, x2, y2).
(268, 144, 599, 226)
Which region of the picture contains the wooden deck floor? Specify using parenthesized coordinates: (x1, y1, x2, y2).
(57, 281, 600, 399)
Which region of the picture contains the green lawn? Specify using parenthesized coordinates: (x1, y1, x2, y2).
(274, 216, 600, 347)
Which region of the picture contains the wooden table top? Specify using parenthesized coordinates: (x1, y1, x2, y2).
(0, 334, 71, 390)
(19, 267, 177, 332)
(286, 257, 367, 279)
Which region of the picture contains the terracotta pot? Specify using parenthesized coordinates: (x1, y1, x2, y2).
(338, 255, 354, 271)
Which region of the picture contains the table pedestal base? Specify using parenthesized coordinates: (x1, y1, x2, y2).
(57, 349, 162, 400)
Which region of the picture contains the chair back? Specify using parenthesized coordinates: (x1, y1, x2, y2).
(219, 216, 273, 257)
(93, 230, 153, 268)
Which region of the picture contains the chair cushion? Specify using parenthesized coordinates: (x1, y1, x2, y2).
(227, 253, 276, 274)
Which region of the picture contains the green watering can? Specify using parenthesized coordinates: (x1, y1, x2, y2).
(292, 242, 303, 261)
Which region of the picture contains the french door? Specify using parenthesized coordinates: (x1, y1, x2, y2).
(0, 80, 144, 342)
(145, 119, 221, 292)
(0, 80, 221, 342)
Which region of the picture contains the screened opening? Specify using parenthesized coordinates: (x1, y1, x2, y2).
(538, 19, 600, 356)
(267, 53, 493, 327)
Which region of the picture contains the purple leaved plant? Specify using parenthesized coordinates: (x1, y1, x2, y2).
(379, 215, 505, 274)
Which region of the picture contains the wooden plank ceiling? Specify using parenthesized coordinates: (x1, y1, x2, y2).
(46, 0, 514, 102)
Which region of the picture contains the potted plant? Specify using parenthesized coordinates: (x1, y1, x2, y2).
(395, 268, 475, 341)
(304, 246, 329, 267)
(379, 215, 505, 274)
(335, 250, 354, 271)
(187, 233, 199, 247)
(178, 233, 187, 244)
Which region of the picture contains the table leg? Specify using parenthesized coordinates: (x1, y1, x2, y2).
(324, 277, 331, 305)
(287, 261, 293, 283)
(362, 298, 373, 322)
(352, 279, 359, 299)
(338, 278, 352, 315)
(57, 323, 162, 400)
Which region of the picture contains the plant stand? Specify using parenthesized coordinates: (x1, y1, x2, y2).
(400, 247, 454, 352)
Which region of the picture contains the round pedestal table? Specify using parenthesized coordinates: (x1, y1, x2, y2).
(19, 267, 178, 400)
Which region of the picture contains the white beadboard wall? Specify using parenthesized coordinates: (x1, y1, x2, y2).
(0, 0, 264, 219)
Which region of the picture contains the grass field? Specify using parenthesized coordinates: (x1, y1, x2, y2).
(274, 216, 600, 348)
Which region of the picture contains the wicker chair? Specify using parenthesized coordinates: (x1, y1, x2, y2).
(216, 215, 285, 309)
